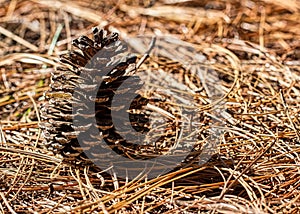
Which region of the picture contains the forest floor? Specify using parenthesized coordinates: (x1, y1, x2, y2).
(0, 0, 300, 213)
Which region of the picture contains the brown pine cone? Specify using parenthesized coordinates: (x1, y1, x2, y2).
(40, 28, 181, 167)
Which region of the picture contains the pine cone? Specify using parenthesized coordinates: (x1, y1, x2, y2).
(40, 28, 180, 169)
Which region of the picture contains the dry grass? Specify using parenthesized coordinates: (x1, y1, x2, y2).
(0, 0, 300, 213)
